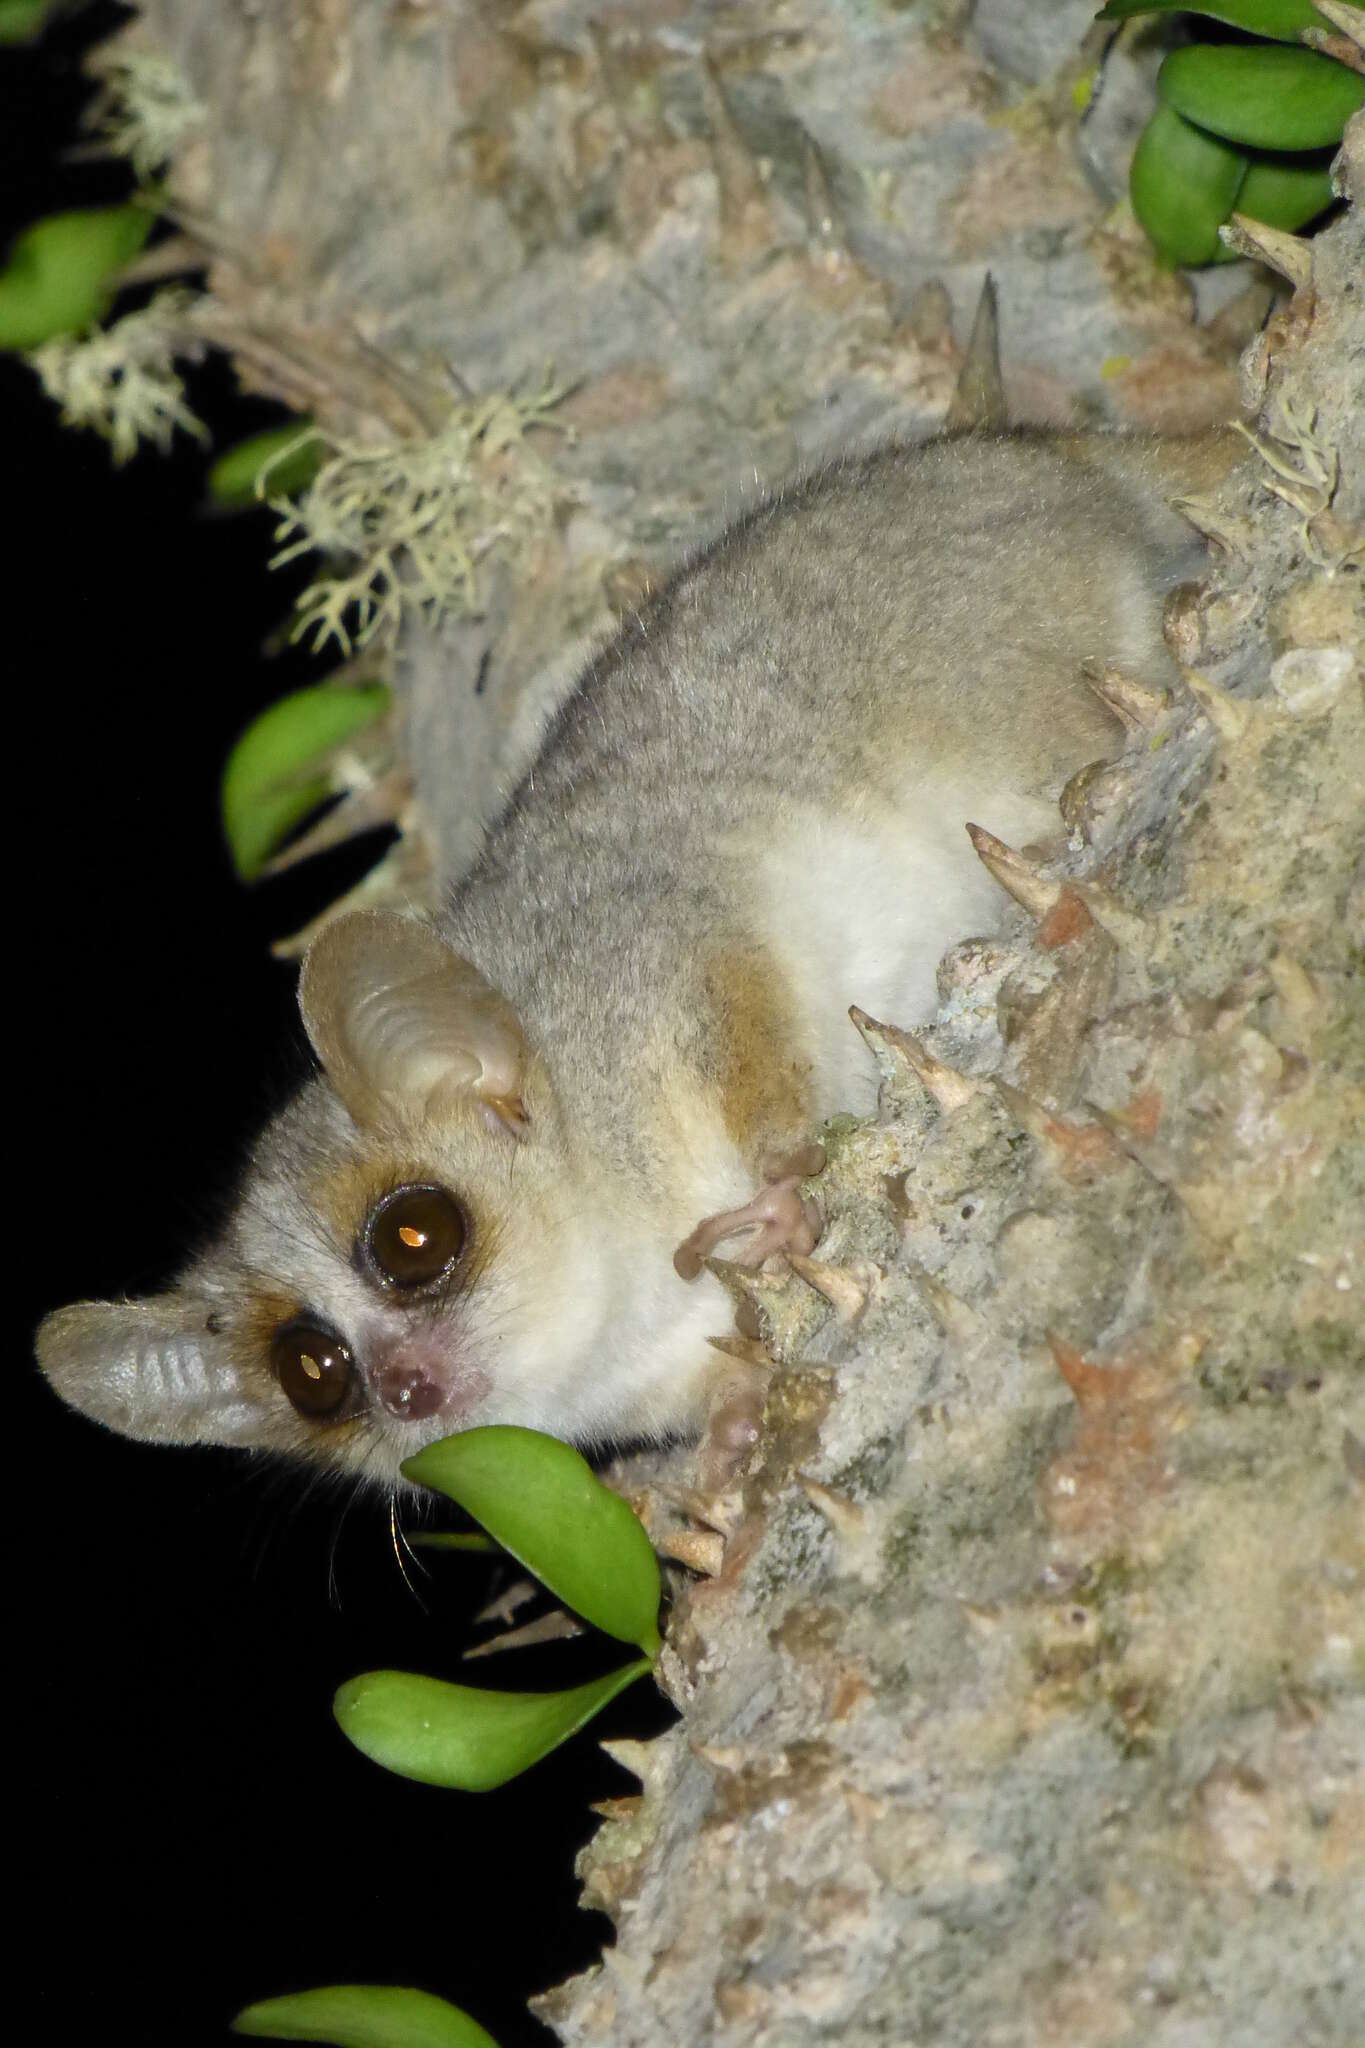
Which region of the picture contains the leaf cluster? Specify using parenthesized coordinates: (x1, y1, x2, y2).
(1099, 2, 1362, 263)
(219, 678, 392, 882)
(236, 1426, 665, 2048)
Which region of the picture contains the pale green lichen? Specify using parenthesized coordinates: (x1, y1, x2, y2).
(30, 291, 206, 462)
(95, 49, 205, 183)
(270, 381, 570, 656)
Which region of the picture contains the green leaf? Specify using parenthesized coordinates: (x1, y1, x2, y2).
(221, 681, 391, 881)
(208, 423, 323, 508)
(0, 0, 52, 45)
(1236, 150, 1338, 230)
(1096, 0, 1335, 41)
(408, 1531, 498, 1553)
(0, 206, 152, 351)
(1158, 45, 1364, 151)
(334, 1660, 653, 1791)
(1130, 103, 1250, 263)
(403, 1427, 663, 1656)
(233, 1984, 499, 2048)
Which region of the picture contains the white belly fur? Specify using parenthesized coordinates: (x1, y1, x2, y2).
(753, 783, 1058, 1119)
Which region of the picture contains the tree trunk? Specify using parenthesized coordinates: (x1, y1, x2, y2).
(113, 2, 1363, 2041)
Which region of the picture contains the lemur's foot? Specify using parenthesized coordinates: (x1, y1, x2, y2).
(673, 1142, 826, 1281)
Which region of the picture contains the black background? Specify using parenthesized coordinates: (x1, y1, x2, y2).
(8, 11, 664, 2042)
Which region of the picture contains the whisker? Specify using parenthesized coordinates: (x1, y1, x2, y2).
(389, 1491, 430, 1612)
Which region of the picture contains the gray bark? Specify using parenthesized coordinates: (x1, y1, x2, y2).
(120, 3, 1362, 2041)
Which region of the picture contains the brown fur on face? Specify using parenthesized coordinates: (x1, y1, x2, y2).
(300, 1152, 487, 1267)
(222, 1285, 373, 1456)
(233, 1286, 308, 1368)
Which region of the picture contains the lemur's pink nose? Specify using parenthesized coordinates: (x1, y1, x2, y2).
(371, 1358, 446, 1420)
(364, 1327, 492, 1427)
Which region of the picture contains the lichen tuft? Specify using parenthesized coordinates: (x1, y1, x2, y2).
(269, 380, 570, 655)
(30, 290, 207, 462)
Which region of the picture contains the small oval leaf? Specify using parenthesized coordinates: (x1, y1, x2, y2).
(0, 205, 152, 351)
(233, 1984, 499, 2048)
(221, 681, 391, 880)
(1158, 45, 1364, 152)
(1130, 103, 1249, 265)
(403, 1427, 662, 1655)
(1235, 151, 1337, 232)
(334, 1661, 653, 1791)
(1096, 1, 1335, 41)
(0, 0, 52, 45)
(209, 423, 323, 508)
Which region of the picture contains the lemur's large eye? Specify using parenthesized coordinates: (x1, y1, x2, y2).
(363, 1184, 468, 1290)
(272, 1321, 355, 1420)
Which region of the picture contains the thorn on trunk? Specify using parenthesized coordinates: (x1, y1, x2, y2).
(1309, 0, 1365, 54)
(589, 1793, 645, 1822)
(909, 1267, 984, 1344)
(1218, 214, 1314, 292)
(1081, 660, 1168, 732)
(706, 1331, 773, 1367)
(699, 54, 772, 243)
(657, 1525, 726, 1576)
(463, 1610, 584, 1659)
(787, 1252, 875, 1323)
(270, 840, 427, 958)
(1182, 666, 1254, 745)
(802, 134, 849, 261)
(666, 1482, 746, 1538)
(946, 272, 1007, 433)
(1172, 496, 1255, 558)
(995, 1083, 1125, 1178)
(798, 1476, 866, 1543)
(1081, 1098, 1164, 1177)
(600, 1736, 669, 1792)
(1162, 582, 1208, 664)
(848, 1006, 983, 1111)
(259, 768, 410, 876)
(1070, 880, 1152, 952)
(966, 822, 1062, 919)
(1047, 1332, 1113, 1407)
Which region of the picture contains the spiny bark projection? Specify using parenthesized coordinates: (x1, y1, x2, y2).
(115, 2, 1361, 2042)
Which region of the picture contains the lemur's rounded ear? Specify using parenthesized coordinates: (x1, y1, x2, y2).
(298, 911, 528, 1135)
(36, 1298, 272, 1448)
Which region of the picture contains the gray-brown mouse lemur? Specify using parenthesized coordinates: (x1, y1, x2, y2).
(37, 428, 1228, 1484)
